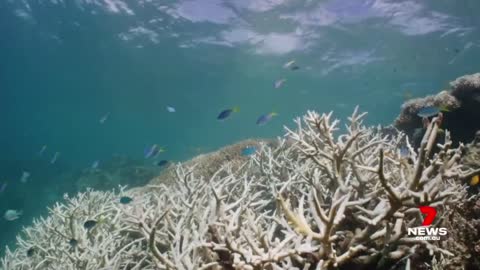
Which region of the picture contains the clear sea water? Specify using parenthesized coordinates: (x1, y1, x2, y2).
(1, 0, 479, 254)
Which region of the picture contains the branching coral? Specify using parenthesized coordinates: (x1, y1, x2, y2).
(2, 108, 475, 270)
(1, 188, 152, 270)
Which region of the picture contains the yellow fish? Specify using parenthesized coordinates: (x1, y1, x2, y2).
(470, 175, 479, 186)
(439, 105, 451, 112)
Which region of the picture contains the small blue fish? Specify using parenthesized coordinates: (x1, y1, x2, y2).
(38, 145, 47, 156)
(274, 79, 286, 89)
(256, 112, 278, 126)
(51, 152, 60, 164)
(144, 145, 165, 159)
(4, 209, 22, 221)
(144, 145, 157, 158)
(84, 220, 97, 230)
(20, 171, 30, 183)
(417, 106, 440, 118)
(166, 106, 176, 113)
(120, 196, 133, 204)
(99, 112, 110, 124)
(241, 146, 257, 156)
(283, 60, 295, 69)
(0, 182, 7, 193)
(217, 107, 240, 121)
(91, 160, 100, 170)
(399, 146, 409, 158)
(155, 160, 169, 167)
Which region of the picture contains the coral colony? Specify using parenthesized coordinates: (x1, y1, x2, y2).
(2, 107, 478, 269)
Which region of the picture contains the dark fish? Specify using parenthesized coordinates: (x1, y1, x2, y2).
(120, 196, 133, 204)
(84, 220, 97, 230)
(217, 107, 239, 121)
(27, 247, 35, 257)
(412, 128, 425, 143)
(155, 160, 169, 167)
(69, 238, 78, 247)
(290, 65, 300, 71)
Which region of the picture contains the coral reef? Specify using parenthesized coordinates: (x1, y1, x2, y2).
(1, 188, 144, 269)
(2, 109, 476, 269)
(394, 72, 480, 146)
(73, 155, 160, 191)
(147, 139, 274, 187)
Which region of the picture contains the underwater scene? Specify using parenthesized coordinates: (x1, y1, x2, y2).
(1, 0, 480, 269)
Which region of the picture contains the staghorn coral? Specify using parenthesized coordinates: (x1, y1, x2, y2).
(1, 188, 151, 270)
(2, 108, 476, 270)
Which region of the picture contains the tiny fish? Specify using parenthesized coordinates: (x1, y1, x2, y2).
(51, 152, 60, 164)
(166, 106, 176, 113)
(84, 220, 97, 230)
(4, 209, 22, 221)
(69, 238, 78, 247)
(274, 79, 286, 89)
(289, 65, 300, 71)
(145, 144, 165, 159)
(241, 146, 257, 156)
(91, 160, 100, 170)
(0, 182, 7, 193)
(417, 106, 440, 118)
(20, 171, 30, 183)
(26, 247, 35, 257)
(38, 145, 47, 156)
(155, 160, 169, 167)
(438, 105, 450, 112)
(99, 112, 110, 124)
(120, 196, 133, 204)
(256, 112, 278, 126)
(217, 107, 240, 121)
(399, 146, 410, 158)
(283, 60, 295, 69)
(470, 175, 479, 186)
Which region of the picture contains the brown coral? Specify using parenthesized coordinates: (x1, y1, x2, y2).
(395, 73, 480, 146)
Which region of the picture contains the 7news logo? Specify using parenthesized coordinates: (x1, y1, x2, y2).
(407, 206, 447, 241)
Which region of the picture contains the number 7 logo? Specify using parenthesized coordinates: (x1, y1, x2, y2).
(419, 206, 437, 226)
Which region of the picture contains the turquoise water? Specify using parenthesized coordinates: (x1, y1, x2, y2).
(1, 0, 479, 253)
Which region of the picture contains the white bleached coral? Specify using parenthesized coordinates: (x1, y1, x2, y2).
(2, 108, 474, 269)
